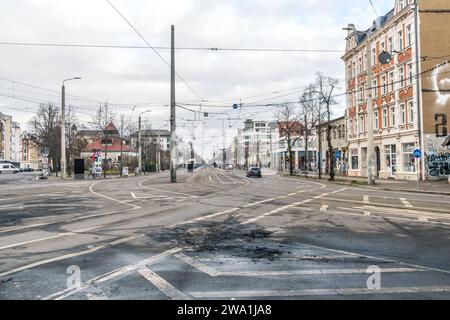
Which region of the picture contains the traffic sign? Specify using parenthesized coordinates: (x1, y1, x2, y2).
(413, 149, 422, 159)
(335, 151, 342, 158)
(233, 104, 239, 110)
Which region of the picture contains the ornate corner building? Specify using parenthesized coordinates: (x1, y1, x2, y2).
(342, 0, 450, 181)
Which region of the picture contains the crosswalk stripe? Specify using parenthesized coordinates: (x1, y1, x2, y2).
(138, 267, 191, 300)
(400, 198, 414, 208)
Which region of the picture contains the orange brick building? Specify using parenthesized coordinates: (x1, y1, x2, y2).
(343, 0, 450, 181)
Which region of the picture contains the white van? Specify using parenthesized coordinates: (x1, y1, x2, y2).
(0, 163, 19, 174)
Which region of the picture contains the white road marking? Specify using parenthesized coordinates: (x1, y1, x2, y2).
(363, 195, 370, 204)
(288, 193, 297, 196)
(174, 253, 219, 276)
(44, 247, 181, 300)
(0, 207, 138, 235)
(242, 190, 337, 225)
(320, 205, 329, 212)
(418, 217, 429, 222)
(175, 253, 423, 277)
(138, 267, 191, 300)
(189, 286, 450, 298)
(139, 181, 199, 198)
(0, 235, 140, 280)
(90, 182, 141, 209)
(242, 198, 275, 208)
(400, 198, 414, 208)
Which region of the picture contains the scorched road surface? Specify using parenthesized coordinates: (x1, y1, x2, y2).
(0, 167, 449, 300)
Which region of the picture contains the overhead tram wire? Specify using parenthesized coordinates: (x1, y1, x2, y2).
(0, 41, 345, 53)
(105, 0, 205, 102)
(176, 61, 450, 109)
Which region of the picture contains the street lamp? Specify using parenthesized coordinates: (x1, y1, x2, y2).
(61, 77, 81, 179)
(138, 110, 152, 174)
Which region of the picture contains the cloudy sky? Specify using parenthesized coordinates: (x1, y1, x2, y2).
(0, 0, 393, 159)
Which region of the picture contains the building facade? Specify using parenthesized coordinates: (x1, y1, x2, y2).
(317, 116, 349, 175)
(21, 131, 42, 170)
(233, 120, 276, 169)
(0, 112, 21, 163)
(343, 0, 450, 181)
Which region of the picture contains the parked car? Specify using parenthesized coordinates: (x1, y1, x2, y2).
(225, 164, 234, 171)
(21, 167, 35, 172)
(0, 163, 19, 174)
(246, 167, 262, 178)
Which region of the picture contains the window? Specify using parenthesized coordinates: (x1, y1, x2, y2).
(381, 75, 387, 96)
(349, 119, 354, 135)
(399, 67, 405, 88)
(398, 31, 403, 51)
(382, 109, 388, 128)
(359, 115, 365, 133)
(389, 71, 395, 92)
(400, 104, 406, 124)
(372, 48, 377, 67)
(407, 63, 413, 85)
(351, 149, 359, 170)
(406, 25, 412, 47)
(402, 143, 416, 173)
(408, 101, 414, 124)
(372, 79, 378, 98)
(385, 144, 397, 175)
(390, 106, 396, 127)
(388, 37, 394, 53)
(381, 41, 385, 53)
(352, 62, 357, 77)
(374, 111, 379, 129)
(358, 57, 363, 74)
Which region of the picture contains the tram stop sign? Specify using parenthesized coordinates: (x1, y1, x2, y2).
(413, 149, 422, 159)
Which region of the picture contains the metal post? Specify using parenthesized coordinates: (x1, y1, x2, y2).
(414, 0, 425, 181)
(366, 34, 376, 185)
(61, 84, 66, 179)
(170, 25, 177, 183)
(138, 115, 142, 175)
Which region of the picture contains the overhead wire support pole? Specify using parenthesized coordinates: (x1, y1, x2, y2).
(170, 25, 177, 183)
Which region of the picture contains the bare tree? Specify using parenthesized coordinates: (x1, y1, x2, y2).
(299, 84, 322, 172)
(91, 102, 116, 178)
(28, 103, 60, 175)
(117, 114, 133, 177)
(313, 72, 339, 181)
(274, 103, 302, 176)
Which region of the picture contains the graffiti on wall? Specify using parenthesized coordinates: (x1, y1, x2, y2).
(426, 151, 450, 177)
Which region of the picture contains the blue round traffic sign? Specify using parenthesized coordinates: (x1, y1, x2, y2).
(413, 149, 422, 159)
(232, 104, 239, 110)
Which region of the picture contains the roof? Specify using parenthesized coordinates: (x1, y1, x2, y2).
(355, 9, 395, 45)
(105, 122, 118, 133)
(83, 138, 136, 153)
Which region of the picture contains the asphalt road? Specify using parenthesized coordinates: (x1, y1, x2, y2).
(0, 167, 449, 300)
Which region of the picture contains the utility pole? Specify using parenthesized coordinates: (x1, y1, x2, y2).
(61, 83, 66, 179)
(365, 32, 376, 185)
(170, 25, 177, 183)
(318, 103, 322, 179)
(61, 77, 81, 179)
(138, 115, 142, 175)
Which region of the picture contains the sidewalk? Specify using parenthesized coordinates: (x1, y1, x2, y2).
(282, 171, 450, 195)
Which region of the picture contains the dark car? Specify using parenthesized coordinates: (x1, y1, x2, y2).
(247, 167, 262, 178)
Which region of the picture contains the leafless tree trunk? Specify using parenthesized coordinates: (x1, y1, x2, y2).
(28, 103, 60, 175)
(92, 102, 116, 178)
(275, 103, 301, 176)
(313, 72, 339, 182)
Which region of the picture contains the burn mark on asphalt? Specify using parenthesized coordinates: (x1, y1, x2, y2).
(145, 216, 283, 261)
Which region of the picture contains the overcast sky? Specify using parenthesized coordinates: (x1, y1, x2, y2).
(0, 0, 393, 159)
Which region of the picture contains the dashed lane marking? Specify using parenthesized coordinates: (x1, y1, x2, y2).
(363, 195, 370, 204)
(320, 205, 328, 212)
(400, 198, 414, 208)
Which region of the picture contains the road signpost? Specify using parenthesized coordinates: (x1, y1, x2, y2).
(413, 149, 422, 191)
